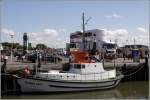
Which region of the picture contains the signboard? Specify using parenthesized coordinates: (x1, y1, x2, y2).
(132, 49, 140, 62)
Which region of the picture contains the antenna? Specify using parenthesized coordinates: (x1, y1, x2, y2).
(85, 17, 92, 25)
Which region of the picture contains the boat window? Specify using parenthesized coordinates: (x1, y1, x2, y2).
(70, 64, 73, 68)
(74, 64, 81, 69)
(77, 64, 81, 69)
(82, 65, 85, 68)
(74, 64, 77, 68)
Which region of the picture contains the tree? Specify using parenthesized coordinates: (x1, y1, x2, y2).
(28, 43, 32, 50)
(1, 42, 23, 50)
(36, 43, 47, 50)
(16, 45, 23, 49)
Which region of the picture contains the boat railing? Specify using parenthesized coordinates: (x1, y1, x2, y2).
(40, 70, 116, 81)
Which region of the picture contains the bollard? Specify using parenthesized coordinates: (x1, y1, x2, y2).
(4, 56, 8, 93)
(122, 64, 127, 74)
(13, 75, 16, 93)
(144, 56, 149, 81)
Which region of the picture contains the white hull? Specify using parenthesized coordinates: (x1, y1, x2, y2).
(17, 75, 123, 93)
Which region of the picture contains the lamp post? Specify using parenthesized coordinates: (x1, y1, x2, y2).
(114, 39, 118, 70)
(10, 34, 14, 62)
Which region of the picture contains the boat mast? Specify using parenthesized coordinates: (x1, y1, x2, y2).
(82, 12, 91, 51)
(82, 12, 85, 51)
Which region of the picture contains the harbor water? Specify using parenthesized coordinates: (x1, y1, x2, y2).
(2, 81, 149, 99)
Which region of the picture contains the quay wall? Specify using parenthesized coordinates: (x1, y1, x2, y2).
(1, 58, 149, 94)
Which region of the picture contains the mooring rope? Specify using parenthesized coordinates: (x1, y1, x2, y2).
(119, 63, 140, 74)
(123, 63, 145, 77)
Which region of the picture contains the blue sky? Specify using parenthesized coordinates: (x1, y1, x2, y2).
(1, 0, 149, 47)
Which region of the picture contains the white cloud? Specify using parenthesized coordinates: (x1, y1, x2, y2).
(103, 28, 149, 46)
(2, 28, 15, 35)
(105, 13, 122, 18)
(135, 34, 149, 45)
(44, 29, 58, 37)
(29, 28, 67, 48)
(104, 29, 128, 45)
(136, 27, 147, 33)
(57, 28, 66, 33)
(1, 28, 16, 42)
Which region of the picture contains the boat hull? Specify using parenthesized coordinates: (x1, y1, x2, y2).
(17, 75, 123, 93)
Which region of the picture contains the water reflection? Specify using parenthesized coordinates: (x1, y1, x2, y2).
(2, 81, 149, 99)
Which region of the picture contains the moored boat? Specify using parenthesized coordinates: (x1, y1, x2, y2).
(16, 51, 123, 93)
(16, 13, 124, 93)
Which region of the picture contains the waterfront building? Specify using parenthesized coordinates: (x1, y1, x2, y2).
(69, 29, 117, 55)
(70, 29, 106, 51)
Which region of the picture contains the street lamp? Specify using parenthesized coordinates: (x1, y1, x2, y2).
(10, 34, 14, 62)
